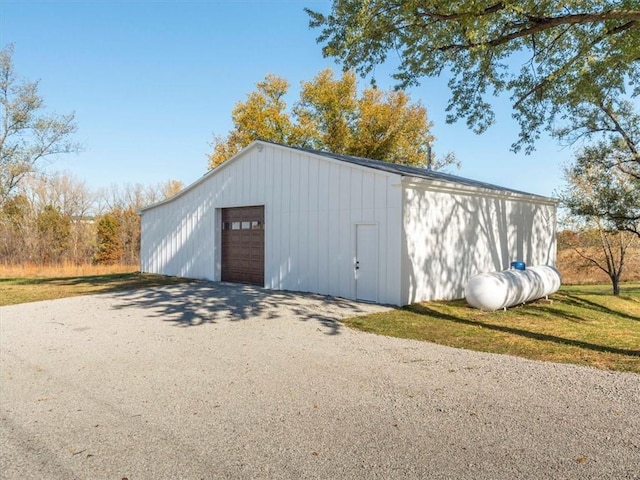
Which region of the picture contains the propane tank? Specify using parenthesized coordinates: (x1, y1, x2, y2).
(465, 265, 561, 311)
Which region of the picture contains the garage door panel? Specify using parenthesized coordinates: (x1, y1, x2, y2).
(221, 206, 264, 286)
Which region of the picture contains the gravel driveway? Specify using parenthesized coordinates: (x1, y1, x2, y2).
(1, 282, 639, 479)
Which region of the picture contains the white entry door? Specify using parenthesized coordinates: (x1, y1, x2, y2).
(355, 224, 378, 302)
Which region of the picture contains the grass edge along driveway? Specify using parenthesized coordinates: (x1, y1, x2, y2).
(344, 283, 640, 374)
(0, 272, 192, 306)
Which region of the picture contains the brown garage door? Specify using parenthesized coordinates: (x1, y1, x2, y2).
(221, 206, 264, 286)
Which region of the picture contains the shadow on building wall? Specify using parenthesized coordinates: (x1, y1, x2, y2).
(404, 191, 556, 303)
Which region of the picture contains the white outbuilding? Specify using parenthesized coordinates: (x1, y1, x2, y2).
(140, 141, 557, 306)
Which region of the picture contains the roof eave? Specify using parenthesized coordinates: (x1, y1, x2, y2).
(401, 176, 558, 205)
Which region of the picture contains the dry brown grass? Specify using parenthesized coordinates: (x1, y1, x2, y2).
(2, 242, 637, 285)
(557, 245, 640, 285)
(0, 262, 139, 279)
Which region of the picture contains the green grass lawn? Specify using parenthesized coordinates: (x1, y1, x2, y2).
(0, 273, 191, 306)
(344, 283, 640, 373)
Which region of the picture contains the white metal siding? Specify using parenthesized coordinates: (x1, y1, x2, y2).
(140, 143, 404, 305)
(140, 186, 217, 280)
(401, 181, 557, 304)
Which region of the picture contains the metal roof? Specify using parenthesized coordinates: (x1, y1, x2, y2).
(280, 142, 551, 199)
(141, 140, 556, 214)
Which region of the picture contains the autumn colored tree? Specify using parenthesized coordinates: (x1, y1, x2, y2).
(94, 212, 122, 265)
(307, 1, 639, 154)
(210, 75, 296, 167)
(92, 207, 139, 265)
(0, 171, 181, 267)
(209, 69, 454, 169)
(93, 181, 182, 265)
(162, 179, 184, 199)
(352, 87, 435, 165)
(294, 69, 359, 153)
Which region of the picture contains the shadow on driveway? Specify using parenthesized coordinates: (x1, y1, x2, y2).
(108, 281, 384, 334)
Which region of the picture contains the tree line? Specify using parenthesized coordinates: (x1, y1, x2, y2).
(0, 172, 182, 266)
(1, 43, 182, 268)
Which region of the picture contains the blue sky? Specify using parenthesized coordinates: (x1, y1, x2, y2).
(1, 0, 569, 197)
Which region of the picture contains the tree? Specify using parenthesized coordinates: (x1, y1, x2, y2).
(0, 172, 99, 265)
(306, 1, 640, 153)
(0, 44, 80, 206)
(209, 69, 455, 169)
(560, 147, 639, 294)
(117, 208, 140, 265)
(0, 193, 32, 262)
(0, 172, 181, 267)
(161, 179, 184, 199)
(558, 226, 637, 296)
(210, 75, 296, 166)
(97, 180, 185, 213)
(94, 212, 123, 265)
(37, 205, 71, 264)
(30, 172, 96, 264)
(563, 140, 640, 237)
(294, 69, 358, 153)
(94, 180, 183, 265)
(556, 97, 639, 181)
